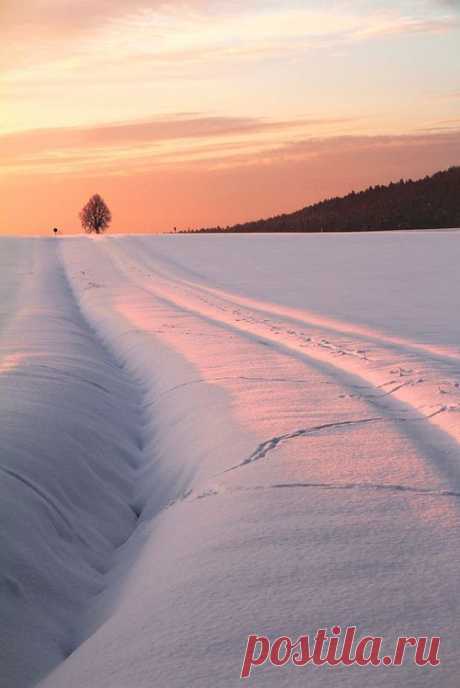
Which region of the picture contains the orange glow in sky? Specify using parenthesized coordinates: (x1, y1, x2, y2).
(1, 0, 460, 234)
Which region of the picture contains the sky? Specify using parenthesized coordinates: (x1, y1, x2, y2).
(1, 0, 459, 234)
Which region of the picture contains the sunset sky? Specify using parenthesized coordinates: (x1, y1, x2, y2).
(1, 0, 460, 234)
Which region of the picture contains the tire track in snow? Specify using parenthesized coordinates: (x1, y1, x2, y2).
(100, 239, 460, 457)
(67, 240, 460, 485)
(78, 238, 460, 511)
(107, 235, 460, 364)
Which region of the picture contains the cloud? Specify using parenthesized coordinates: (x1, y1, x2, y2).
(1, 113, 459, 180)
(182, 130, 460, 173)
(2, 1, 168, 34)
(0, 114, 354, 175)
(0, 1, 217, 69)
(0, 114, 347, 153)
(0, 1, 242, 44)
(2, 0, 458, 73)
(5, 0, 455, 36)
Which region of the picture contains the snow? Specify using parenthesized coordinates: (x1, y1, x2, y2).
(0, 232, 459, 688)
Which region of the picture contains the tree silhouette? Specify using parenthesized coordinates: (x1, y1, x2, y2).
(79, 194, 111, 234)
(184, 166, 460, 234)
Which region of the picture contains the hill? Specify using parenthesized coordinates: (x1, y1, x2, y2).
(187, 166, 460, 233)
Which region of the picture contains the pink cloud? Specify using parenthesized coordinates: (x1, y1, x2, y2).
(0, 114, 353, 166)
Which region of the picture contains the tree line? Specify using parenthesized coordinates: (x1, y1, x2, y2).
(182, 166, 460, 234)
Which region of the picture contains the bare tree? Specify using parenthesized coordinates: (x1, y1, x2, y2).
(79, 194, 111, 234)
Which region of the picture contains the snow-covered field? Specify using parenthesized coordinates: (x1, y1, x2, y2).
(1, 231, 459, 688)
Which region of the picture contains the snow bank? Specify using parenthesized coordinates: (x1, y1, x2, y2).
(0, 239, 143, 686)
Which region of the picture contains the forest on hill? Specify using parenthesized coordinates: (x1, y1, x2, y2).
(186, 166, 460, 233)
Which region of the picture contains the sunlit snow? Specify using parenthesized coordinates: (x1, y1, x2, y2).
(0, 232, 459, 688)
